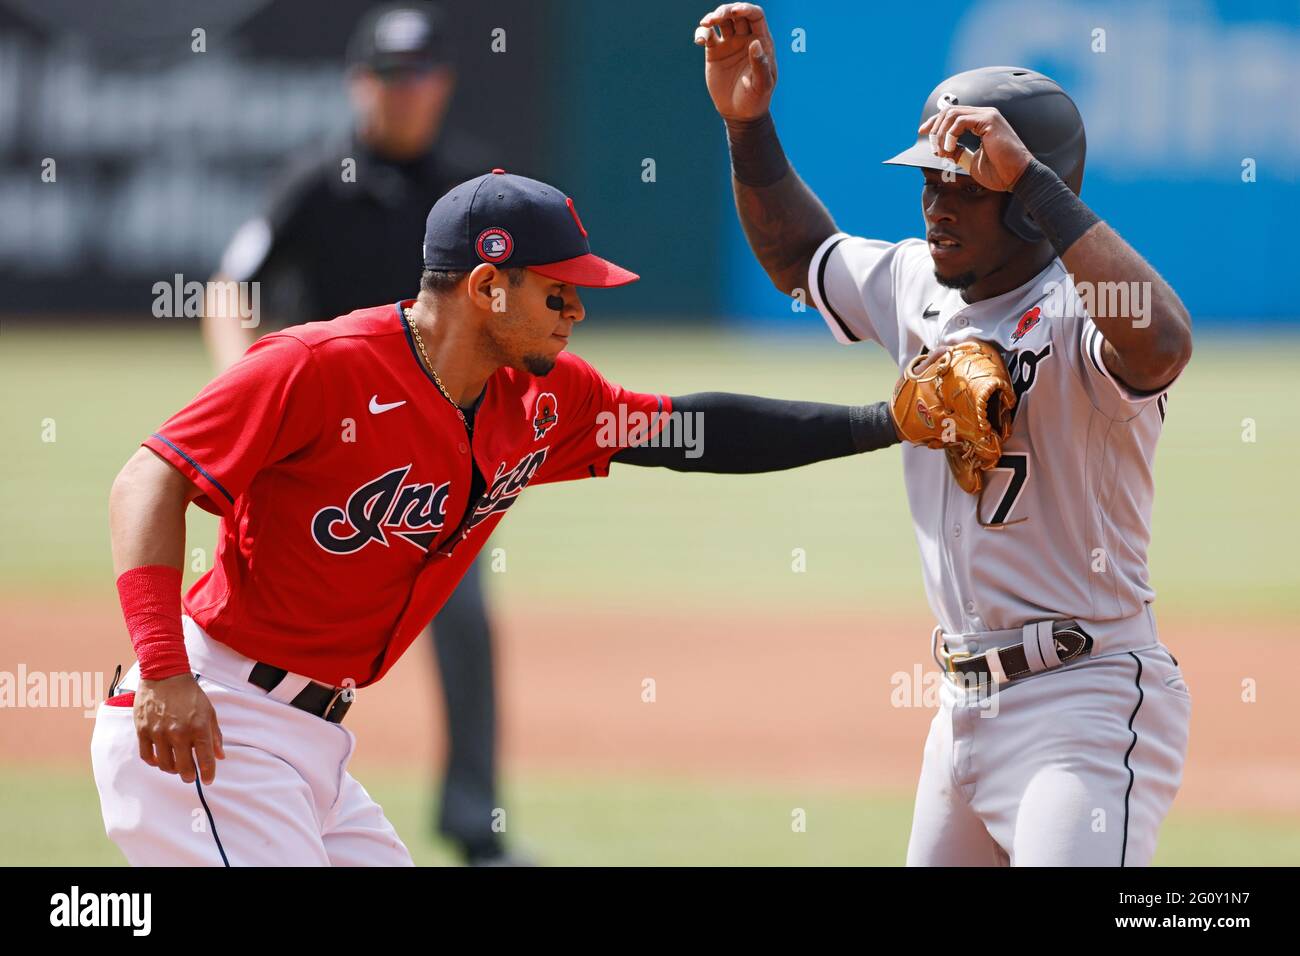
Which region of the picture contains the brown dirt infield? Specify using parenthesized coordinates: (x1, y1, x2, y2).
(2, 597, 1296, 815)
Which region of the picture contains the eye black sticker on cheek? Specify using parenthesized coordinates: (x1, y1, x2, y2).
(546, 294, 564, 311)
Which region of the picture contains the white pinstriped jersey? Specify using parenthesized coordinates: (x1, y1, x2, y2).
(808, 234, 1175, 636)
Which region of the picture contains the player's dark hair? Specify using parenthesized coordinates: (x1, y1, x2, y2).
(420, 268, 526, 295)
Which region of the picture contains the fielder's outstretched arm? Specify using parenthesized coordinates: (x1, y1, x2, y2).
(612, 393, 899, 472)
(695, 3, 837, 297)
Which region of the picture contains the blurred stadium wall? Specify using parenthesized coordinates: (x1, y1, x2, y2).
(0, 0, 1294, 324)
(726, 0, 1299, 325)
(0, 0, 552, 315)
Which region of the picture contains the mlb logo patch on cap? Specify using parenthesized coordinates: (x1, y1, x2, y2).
(476, 227, 513, 264)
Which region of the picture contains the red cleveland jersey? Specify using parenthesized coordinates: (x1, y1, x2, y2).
(143, 301, 670, 687)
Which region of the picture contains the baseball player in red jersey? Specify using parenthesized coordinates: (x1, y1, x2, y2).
(93, 170, 941, 865)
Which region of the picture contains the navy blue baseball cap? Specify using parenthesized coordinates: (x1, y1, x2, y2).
(422, 169, 639, 288)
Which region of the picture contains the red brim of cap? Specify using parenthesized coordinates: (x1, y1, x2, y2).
(527, 254, 639, 288)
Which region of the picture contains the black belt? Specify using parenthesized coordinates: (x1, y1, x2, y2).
(248, 662, 353, 724)
(939, 620, 1094, 688)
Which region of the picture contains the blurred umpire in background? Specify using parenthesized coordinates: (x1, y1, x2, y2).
(201, 2, 520, 866)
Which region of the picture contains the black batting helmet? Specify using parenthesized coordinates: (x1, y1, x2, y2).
(884, 66, 1087, 242)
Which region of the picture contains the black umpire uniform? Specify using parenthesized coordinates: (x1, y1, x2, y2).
(215, 4, 509, 864)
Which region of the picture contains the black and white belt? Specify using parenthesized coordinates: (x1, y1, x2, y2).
(933, 619, 1094, 687)
(248, 662, 353, 724)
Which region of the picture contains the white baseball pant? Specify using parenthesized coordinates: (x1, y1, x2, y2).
(906, 637, 1191, 866)
(90, 617, 412, 866)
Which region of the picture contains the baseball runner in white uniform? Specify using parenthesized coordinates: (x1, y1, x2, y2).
(697, 4, 1194, 865)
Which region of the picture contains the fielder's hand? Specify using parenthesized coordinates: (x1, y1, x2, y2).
(694, 3, 777, 122)
(135, 674, 225, 785)
(920, 106, 1035, 192)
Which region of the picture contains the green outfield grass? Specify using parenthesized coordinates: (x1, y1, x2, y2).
(1, 325, 1297, 615)
(2, 326, 1297, 867)
(3, 764, 1297, 866)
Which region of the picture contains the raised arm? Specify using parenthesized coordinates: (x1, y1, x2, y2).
(924, 107, 1193, 392)
(694, 3, 837, 297)
(1051, 220, 1191, 392)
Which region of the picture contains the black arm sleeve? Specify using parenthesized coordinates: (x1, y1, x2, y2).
(610, 392, 898, 474)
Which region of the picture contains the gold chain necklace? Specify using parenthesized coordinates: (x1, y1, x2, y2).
(403, 306, 467, 429)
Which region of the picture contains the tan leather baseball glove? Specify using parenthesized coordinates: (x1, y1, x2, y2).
(890, 340, 1017, 494)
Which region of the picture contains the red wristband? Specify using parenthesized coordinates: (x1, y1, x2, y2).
(116, 565, 191, 681)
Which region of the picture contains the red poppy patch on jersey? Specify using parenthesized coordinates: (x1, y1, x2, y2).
(1012, 306, 1042, 343)
(532, 392, 559, 440)
(476, 227, 513, 263)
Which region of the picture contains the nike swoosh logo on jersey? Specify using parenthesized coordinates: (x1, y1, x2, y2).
(369, 395, 407, 414)
(922, 304, 940, 318)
